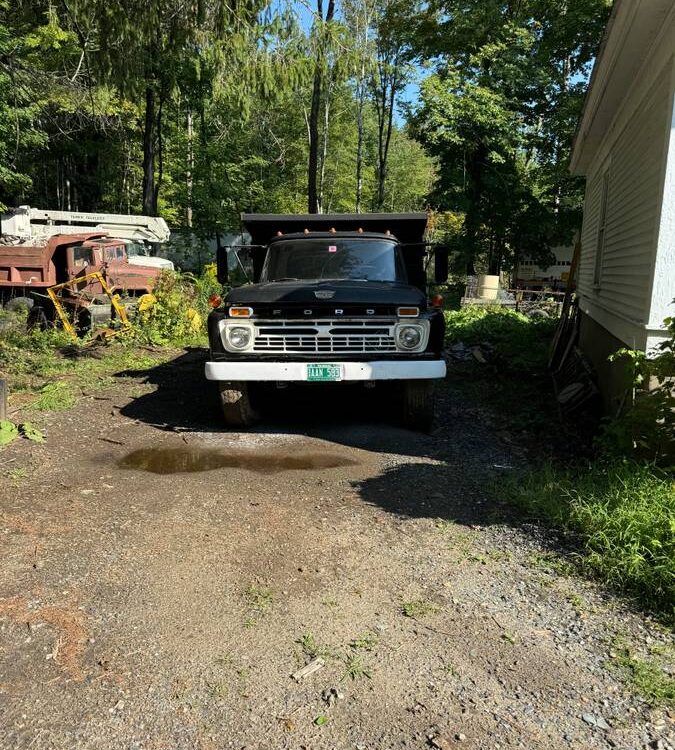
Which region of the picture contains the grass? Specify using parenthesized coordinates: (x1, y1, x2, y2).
(28, 381, 76, 411)
(0, 325, 172, 412)
(401, 599, 438, 618)
(504, 461, 675, 625)
(444, 306, 558, 371)
(297, 632, 336, 661)
(243, 583, 274, 627)
(341, 653, 372, 681)
(611, 641, 675, 706)
(442, 306, 567, 445)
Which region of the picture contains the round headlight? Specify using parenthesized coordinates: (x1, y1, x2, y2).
(228, 326, 252, 349)
(397, 325, 422, 350)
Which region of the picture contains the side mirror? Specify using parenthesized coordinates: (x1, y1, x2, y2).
(216, 246, 228, 285)
(434, 246, 449, 283)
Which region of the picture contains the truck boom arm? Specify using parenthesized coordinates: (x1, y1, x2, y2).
(1, 205, 170, 244)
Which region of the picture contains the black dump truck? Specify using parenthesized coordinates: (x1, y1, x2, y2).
(206, 212, 448, 430)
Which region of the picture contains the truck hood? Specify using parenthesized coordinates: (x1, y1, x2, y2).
(226, 279, 425, 307)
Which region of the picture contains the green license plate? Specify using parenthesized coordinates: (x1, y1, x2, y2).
(306, 363, 343, 382)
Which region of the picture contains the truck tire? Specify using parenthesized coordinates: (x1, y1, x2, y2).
(402, 380, 435, 432)
(218, 382, 260, 427)
(26, 305, 50, 331)
(6, 296, 34, 313)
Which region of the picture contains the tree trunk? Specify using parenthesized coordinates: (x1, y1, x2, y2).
(142, 86, 157, 216)
(307, 0, 335, 214)
(186, 109, 194, 228)
(464, 145, 485, 275)
(355, 91, 364, 212)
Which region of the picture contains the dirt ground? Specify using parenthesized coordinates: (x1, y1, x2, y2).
(0, 349, 672, 750)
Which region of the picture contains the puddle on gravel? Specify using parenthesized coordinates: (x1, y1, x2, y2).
(117, 446, 358, 475)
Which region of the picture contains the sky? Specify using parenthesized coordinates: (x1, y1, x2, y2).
(275, 0, 424, 124)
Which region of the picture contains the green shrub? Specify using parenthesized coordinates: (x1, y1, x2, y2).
(503, 461, 675, 624)
(444, 306, 558, 370)
(599, 312, 675, 467)
(132, 266, 222, 346)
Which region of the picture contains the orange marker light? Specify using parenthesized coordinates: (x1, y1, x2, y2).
(397, 306, 419, 317)
(208, 294, 222, 308)
(430, 294, 444, 308)
(229, 306, 253, 318)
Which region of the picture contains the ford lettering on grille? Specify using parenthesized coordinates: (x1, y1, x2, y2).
(251, 318, 397, 353)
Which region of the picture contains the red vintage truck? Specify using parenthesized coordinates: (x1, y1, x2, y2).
(0, 233, 161, 330)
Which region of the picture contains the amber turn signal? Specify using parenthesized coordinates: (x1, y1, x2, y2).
(208, 294, 222, 309)
(397, 306, 419, 317)
(229, 306, 253, 318)
(430, 294, 444, 308)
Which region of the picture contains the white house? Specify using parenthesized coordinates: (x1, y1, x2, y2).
(570, 0, 675, 408)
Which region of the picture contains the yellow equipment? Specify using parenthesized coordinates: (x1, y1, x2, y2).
(47, 271, 132, 341)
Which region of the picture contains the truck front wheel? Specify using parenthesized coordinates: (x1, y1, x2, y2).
(402, 380, 435, 432)
(218, 382, 260, 428)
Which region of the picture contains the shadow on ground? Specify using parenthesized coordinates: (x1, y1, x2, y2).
(115, 348, 583, 569)
(115, 348, 452, 459)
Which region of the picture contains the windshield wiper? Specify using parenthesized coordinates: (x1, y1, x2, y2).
(273, 277, 301, 281)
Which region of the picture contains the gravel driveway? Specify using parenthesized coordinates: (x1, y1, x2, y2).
(0, 349, 672, 750)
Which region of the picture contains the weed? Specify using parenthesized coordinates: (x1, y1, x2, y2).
(243, 617, 258, 629)
(29, 382, 76, 411)
(341, 653, 372, 681)
(507, 462, 675, 624)
(444, 306, 558, 371)
(487, 549, 512, 563)
(321, 597, 339, 608)
(314, 715, 329, 726)
(6, 467, 27, 484)
(245, 583, 273, 613)
(612, 642, 675, 707)
(214, 653, 233, 667)
(0, 420, 18, 445)
(349, 631, 379, 651)
(401, 599, 438, 619)
(564, 590, 587, 617)
(297, 632, 335, 661)
(526, 551, 577, 577)
(206, 680, 227, 698)
(501, 632, 517, 645)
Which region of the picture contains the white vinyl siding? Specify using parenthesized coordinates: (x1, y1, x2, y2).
(577, 65, 671, 329)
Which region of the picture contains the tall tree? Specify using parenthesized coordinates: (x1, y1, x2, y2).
(307, 0, 336, 213)
(408, 0, 611, 273)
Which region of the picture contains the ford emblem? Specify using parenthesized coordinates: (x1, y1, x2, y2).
(314, 290, 335, 299)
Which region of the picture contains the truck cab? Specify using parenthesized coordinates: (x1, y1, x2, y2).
(205, 213, 448, 430)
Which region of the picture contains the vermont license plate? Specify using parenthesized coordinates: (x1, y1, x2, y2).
(306, 363, 343, 382)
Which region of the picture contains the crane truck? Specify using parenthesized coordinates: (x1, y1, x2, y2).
(0, 206, 173, 332)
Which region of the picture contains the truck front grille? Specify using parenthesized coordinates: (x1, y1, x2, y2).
(251, 319, 397, 354)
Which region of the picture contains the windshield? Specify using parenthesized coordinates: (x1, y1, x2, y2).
(261, 238, 406, 283)
(126, 242, 150, 257)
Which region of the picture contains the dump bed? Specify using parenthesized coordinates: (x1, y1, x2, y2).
(242, 212, 428, 246)
(0, 233, 103, 289)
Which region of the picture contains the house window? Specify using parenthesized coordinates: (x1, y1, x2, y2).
(594, 171, 610, 286)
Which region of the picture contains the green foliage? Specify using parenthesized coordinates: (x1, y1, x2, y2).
(407, 0, 611, 273)
(133, 267, 220, 345)
(0, 420, 18, 446)
(29, 381, 76, 411)
(612, 642, 675, 707)
(503, 461, 675, 624)
(444, 306, 558, 370)
(20, 422, 44, 442)
(401, 599, 438, 618)
(599, 313, 675, 467)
